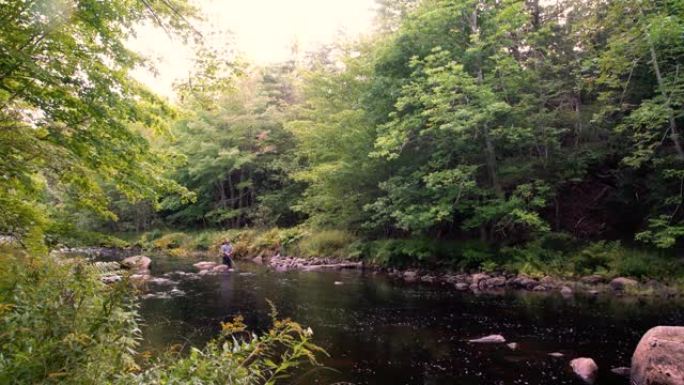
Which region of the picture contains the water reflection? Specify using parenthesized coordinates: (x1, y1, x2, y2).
(138, 255, 684, 385)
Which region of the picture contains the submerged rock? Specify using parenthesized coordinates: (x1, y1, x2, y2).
(610, 367, 630, 377)
(334, 281, 344, 285)
(560, 286, 573, 296)
(507, 342, 519, 350)
(469, 334, 506, 343)
(570, 357, 599, 384)
(631, 326, 684, 385)
(548, 352, 564, 358)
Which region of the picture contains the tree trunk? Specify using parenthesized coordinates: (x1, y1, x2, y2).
(471, 6, 503, 198)
(642, 9, 684, 159)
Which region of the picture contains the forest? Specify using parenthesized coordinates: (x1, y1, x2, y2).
(5, 0, 681, 273)
(1, 0, 684, 384)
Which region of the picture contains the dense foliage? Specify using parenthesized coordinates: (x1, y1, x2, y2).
(2, 0, 683, 262)
(0, 0, 198, 251)
(149, 0, 684, 263)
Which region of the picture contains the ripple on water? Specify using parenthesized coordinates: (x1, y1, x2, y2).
(133, 256, 684, 385)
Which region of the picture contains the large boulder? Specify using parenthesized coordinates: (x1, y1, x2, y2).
(631, 326, 684, 385)
(121, 255, 151, 271)
(570, 357, 599, 384)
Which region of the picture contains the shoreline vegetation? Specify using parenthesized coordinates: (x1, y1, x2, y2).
(49, 227, 684, 297)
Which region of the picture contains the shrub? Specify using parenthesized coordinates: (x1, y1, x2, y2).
(153, 232, 191, 249)
(298, 230, 357, 258)
(0, 250, 323, 385)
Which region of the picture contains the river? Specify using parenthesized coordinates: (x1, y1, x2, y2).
(136, 253, 684, 385)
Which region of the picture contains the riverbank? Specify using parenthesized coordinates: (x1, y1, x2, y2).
(52, 227, 684, 297)
(265, 254, 683, 298)
(50, 243, 684, 299)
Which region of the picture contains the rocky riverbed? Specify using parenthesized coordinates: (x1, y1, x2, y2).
(265, 255, 682, 298)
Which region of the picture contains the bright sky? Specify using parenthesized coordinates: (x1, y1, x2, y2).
(128, 0, 377, 99)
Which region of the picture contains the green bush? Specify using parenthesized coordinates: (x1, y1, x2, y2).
(152, 232, 191, 249)
(297, 230, 357, 258)
(0, 251, 140, 384)
(0, 250, 323, 385)
(361, 238, 490, 269)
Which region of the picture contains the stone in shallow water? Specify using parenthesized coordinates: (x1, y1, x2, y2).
(507, 342, 518, 350)
(469, 334, 506, 343)
(121, 255, 151, 271)
(193, 261, 217, 271)
(570, 357, 598, 384)
(548, 352, 564, 358)
(610, 367, 630, 377)
(150, 277, 178, 285)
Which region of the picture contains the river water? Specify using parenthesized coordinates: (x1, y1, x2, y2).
(137, 254, 684, 385)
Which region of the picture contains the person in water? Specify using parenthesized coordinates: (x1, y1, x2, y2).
(220, 240, 234, 269)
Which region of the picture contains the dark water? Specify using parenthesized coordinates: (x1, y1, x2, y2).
(138, 254, 684, 385)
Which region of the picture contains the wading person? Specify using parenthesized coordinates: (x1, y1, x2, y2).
(220, 240, 234, 269)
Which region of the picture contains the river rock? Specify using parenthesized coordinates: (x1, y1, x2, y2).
(252, 255, 263, 264)
(121, 255, 151, 271)
(581, 274, 606, 285)
(533, 285, 548, 292)
(100, 274, 122, 284)
(455, 282, 469, 291)
(508, 276, 539, 290)
(129, 273, 151, 283)
(631, 326, 684, 385)
(149, 277, 177, 286)
(570, 357, 599, 384)
(470, 273, 490, 285)
(483, 276, 506, 288)
(421, 275, 436, 283)
(560, 286, 573, 296)
(610, 277, 638, 291)
(610, 367, 631, 377)
(193, 261, 218, 271)
(212, 264, 230, 274)
(549, 352, 564, 357)
(507, 342, 519, 350)
(469, 334, 506, 343)
(334, 281, 344, 285)
(94, 261, 122, 272)
(540, 276, 558, 288)
(404, 271, 419, 282)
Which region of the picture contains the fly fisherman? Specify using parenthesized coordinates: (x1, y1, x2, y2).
(220, 240, 234, 269)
